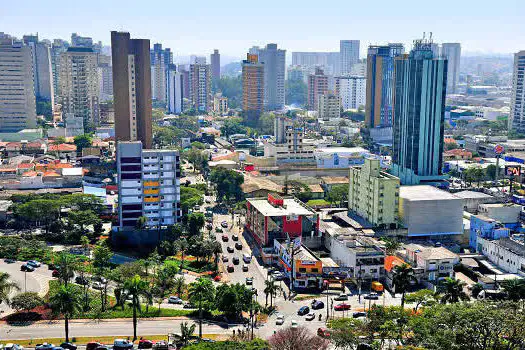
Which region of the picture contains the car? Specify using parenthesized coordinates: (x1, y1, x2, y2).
(193, 205, 201, 211)
(297, 306, 310, 316)
(221, 221, 228, 228)
(305, 313, 316, 321)
(334, 303, 351, 311)
(243, 253, 251, 263)
(311, 300, 324, 310)
(4, 344, 24, 350)
(183, 302, 196, 309)
(291, 319, 298, 328)
(94, 346, 110, 350)
(215, 227, 223, 233)
(334, 293, 348, 301)
(205, 217, 213, 223)
(206, 223, 213, 230)
(364, 292, 379, 300)
(75, 276, 88, 285)
(352, 311, 367, 318)
(222, 256, 229, 262)
(271, 271, 285, 281)
(222, 235, 229, 242)
(235, 242, 242, 250)
(20, 264, 34, 272)
(52, 269, 60, 277)
(35, 344, 54, 350)
(227, 265, 234, 272)
(213, 275, 222, 282)
(168, 296, 183, 304)
(86, 343, 102, 350)
(317, 328, 331, 338)
(242, 264, 249, 272)
(245, 277, 253, 285)
(232, 234, 239, 241)
(205, 198, 212, 204)
(92, 276, 108, 284)
(27, 260, 41, 267)
(113, 339, 133, 350)
(227, 246, 234, 253)
(92, 281, 105, 290)
(4, 258, 16, 264)
(51, 347, 64, 350)
(232, 257, 240, 265)
(275, 314, 285, 325)
(138, 340, 154, 349)
(59, 343, 77, 350)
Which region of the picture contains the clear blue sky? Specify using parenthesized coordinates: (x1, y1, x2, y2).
(2, 0, 523, 61)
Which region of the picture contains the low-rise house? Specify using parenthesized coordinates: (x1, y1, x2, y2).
(274, 239, 323, 290)
(453, 191, 497, 213)
(308, 184, 325, 199)
(403, 243, 460, 286)
(443, 149, 472, 161)
(477, 236, 525, 276)
(321, 176, 349, 192)
(5, 141, 46, 157)
(469, 214, 510, 250)
(477, 203, 521, 229)
(47, 143, 77, 161)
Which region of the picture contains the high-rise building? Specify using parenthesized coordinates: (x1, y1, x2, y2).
(189, 63, 211, 112)
(441, 43, 461, 94)
(391, 39, 448, 185)
(150, 43, 172, 66)
(210, 49, 220, 85)
(348, 158, 400, 228)
(98, 55, 113, 102)
(23, 35, 54, 107)
(510, 50, 525, 134)
(167, 64, 182, 114)
(0, 38, 37, 131)
(318, 92, 341, 121)
(59, 47, 100, 132)
(254, 44, 286, 111)
(111, 31, 152, 148)
(339, 76, 366, 110)
(151, 51, 167, 105)
(242, 53, 265, 125)
(51, 39, 69, 99)
(287, 65, 306, 83)
(307, 67, 328, 111)
(340, 40, 360, 76)
(274, 115, 291, 144)
(292, 52, 340, 76)
(365, 44, 404, 128)
(71, 33, 93, 48)
(116, 141, 181, 234)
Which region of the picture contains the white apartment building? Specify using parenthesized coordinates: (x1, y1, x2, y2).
(340, 40, 360, 76)
(98, 62, 113, 102)
(167, 67, 182, 114)
(339, 76, 366, 110)
(264, 126, 315, 165)
(441, 43, 461, 94)
(510, 51, 525, 134)
(0, 38, 37, 131)
(318, 93, 341, 121)
(117, 141, 181, 231)
(59, 47, 100, 131)
(151, 58, 167, 104)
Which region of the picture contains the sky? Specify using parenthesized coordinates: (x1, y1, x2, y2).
(2, 0, 523, 63)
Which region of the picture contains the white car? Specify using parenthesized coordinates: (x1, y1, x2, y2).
(168, 296, 183, 304)
(275, 314, 285, 325)
(305, 313, 316, 321)
(92, 281, 105, 290)
(27, 260, 41, 268)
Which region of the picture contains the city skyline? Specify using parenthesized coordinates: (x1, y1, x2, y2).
(2, 0, 522, 61)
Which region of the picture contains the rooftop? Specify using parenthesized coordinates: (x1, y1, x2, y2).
(453, 190, 494, 200)
(321, 176, 349, 185)
(247, 196, 315, 217)
(400, 185, 459, 201)
(405, 243, 459, 260)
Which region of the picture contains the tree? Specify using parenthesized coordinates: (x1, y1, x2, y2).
(485, 164, 498, 181)
(329, 318, 365, 350)
(285, 79, 307, 107)
(256, 113, 275, 135)
(326, 184, 349, 207)
(67, 210, 101, 237)
(221, 118, 247, 138)
(55, 252, 77, 286)
(392, 264, 417, 309)
(404, 289, 436, 312)
(174, 238, 189, 272)
(174, 276, 186, 297)
(188, 278, 216, 338)
(180, 186, 205, 214)
(49, 284, 82, 342)
(93, 242, 113, 311)
(263, 279, 280, 309)
(0, 272, 20, 307)
(470, 283, 484, 299)
(123, 275, 150, 340)
(10, 292, 43, 313)
(187, 212, 205, 236)
(438, 277, 470, 304)
(73, 134, 93, 153)
(179, 321, 197, 347)
(286, 180, 312, 203)
(216, 76, 242, 109)
(501, 278, 525, 301)
(209, 168, 244, 203)
(215, 283, 253, 320)
(268, 326, 330, 350)
(383, 238, 401, 256)
(136, 216, 148, 230)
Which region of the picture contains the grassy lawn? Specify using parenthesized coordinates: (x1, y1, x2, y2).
(306, 199, 331, 207)
(165, 258, 216, 274)
(47, 280, 195, 319)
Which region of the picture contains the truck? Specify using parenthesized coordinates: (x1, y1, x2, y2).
(371, 281, 384, 292)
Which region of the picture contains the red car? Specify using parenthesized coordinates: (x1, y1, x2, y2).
(52, 269, 60, 277)
(138, 340, 153, 349)
(317, 328, 331, 338)
(222, 235, 229, 242)
(213, 275, 222, 282)
(334, 303, 351, 311)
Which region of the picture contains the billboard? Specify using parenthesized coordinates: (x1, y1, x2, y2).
(505, 165, 521, 177)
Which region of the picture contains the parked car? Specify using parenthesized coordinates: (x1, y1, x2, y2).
(59, 343, 77, 350)
(4, 258, 16, 264)
(297, 306, 310, 316)
(92, 276, 107, 284)
(113, 339, 133, 350)
(20, 264, 34, 272)
(94, 346, 110, 350)
(245, 277, 253, 285)
(232, 234, 239, 241)
(232, 257, 240, 265)
(275, 313, 285, 325)
(317, 328, 331, 338)
(3, 344, 24, 350)
(291, 319, 299, 328)
(51, 347, 64, 350)
(222, 235, 229, 242)
(35, 344, 54, 350)
(215, 227, 223, 233)
(243, 253, 251, 263)
(193, 205, 201, 211)
(75, 276, 88, 285)
(27, 260, 41, 268)
(221, 221, 228, 228)
(92, 281, 105, 290)
(272, 271, 285, 281)
(138, 340, 154, 349)
(311, 300, 324, 310)
(86, 342, 102, 350)
(364, 292, 379, 300)
(235, 242, 242, 250)
(206, 223, 213, 230)
(227, 246, 234, 253)
(52, 270, 60, 277)
(242, 264, 249, 272)
(353, 311, 367, 318)
(334, 303, 351, 311)
(334, 293, 348, 301)
(305, 313, 316, 321)
(222, 256, 229, 262)
(168, 296, 183, 304)
(183, 302, 196, 309)
(227, 265, 234, 273)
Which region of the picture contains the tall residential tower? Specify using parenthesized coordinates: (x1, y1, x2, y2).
(340, 40, 360, 76)
(210, 49, 220, 85)
(253, 44, 286, 111)
(242, 53, 265, 126)
(510, 51, 525, 134)
(441, 43, 461, 94)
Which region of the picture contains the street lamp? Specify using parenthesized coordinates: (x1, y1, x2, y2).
(250, 288, 258, 340)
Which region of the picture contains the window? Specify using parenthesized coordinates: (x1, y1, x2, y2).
(299, 268, 306, 273)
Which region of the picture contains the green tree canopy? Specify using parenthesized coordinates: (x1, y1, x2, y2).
(10, 292, 43, 312)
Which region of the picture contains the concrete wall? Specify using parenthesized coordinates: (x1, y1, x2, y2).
(400, 197, 463, 236)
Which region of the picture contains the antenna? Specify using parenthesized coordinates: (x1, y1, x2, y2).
(429, 32, 433, 43)
(423, 32, 426, 41)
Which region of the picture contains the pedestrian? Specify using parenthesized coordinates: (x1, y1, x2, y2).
(233, 329, 236, 336)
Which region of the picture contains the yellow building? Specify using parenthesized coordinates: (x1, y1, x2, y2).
(348, 158, 400, 228)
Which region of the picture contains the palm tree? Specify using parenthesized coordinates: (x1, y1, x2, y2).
(209, 241, 222, 270)
(49, 284, 82, 342)
(175, 238, 189, 273)
(264, 279, 280, 309)
(392, 264, 417, 309)
(123, 275, 149, 340)
(179, 321, 196, 346)
(0, 272, 20, 306)
(438, 277, 470, 304)
(188, 278, 215, 338)
(501, 279, 525, 301)
(174, 276, 186, 298)
(55, 252, 77, 286)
